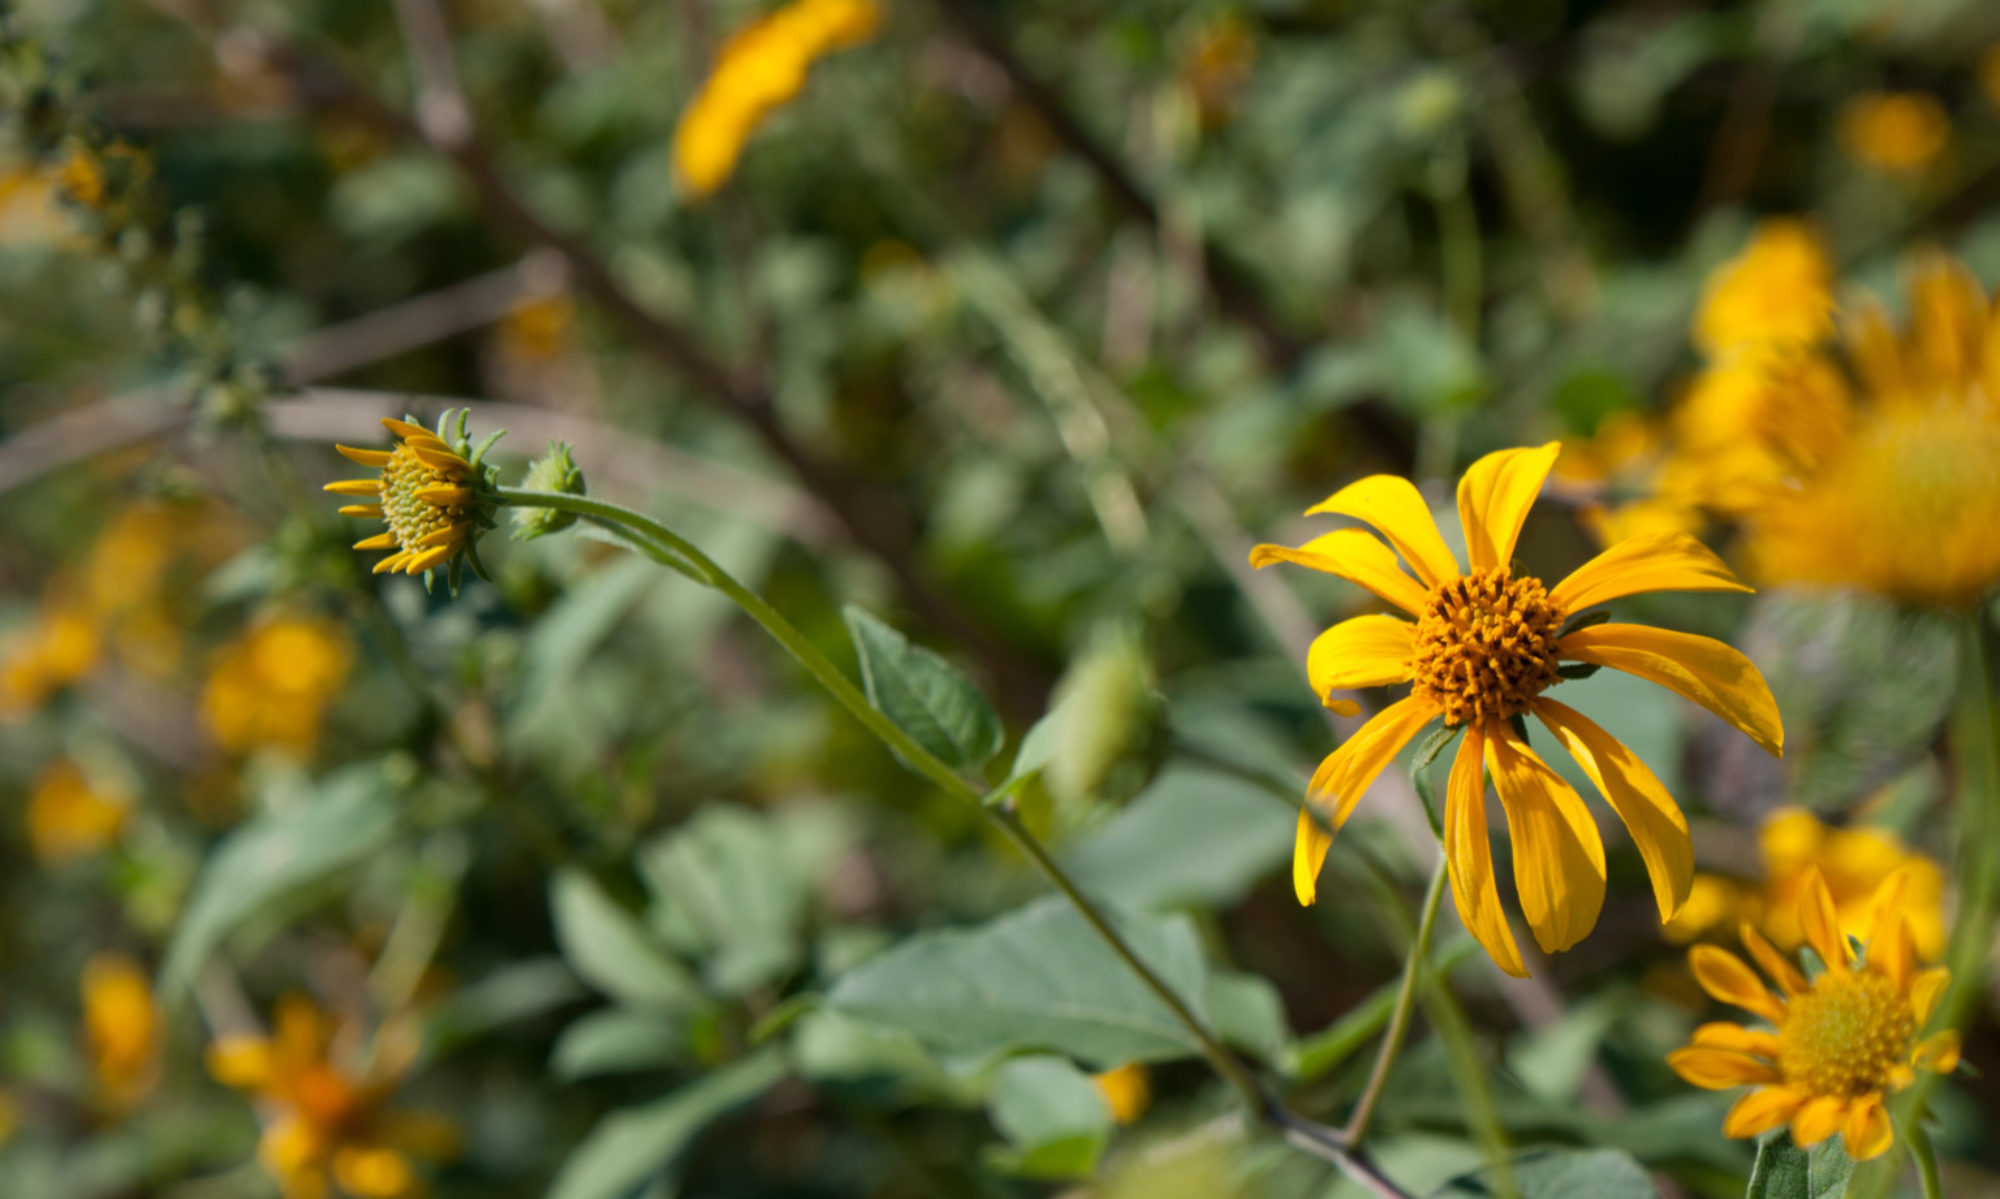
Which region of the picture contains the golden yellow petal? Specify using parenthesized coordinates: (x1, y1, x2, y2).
(1249, 529, 1431, 616)
(1559, 623, 1783, 756)
(408, 442, 471, 472)
(1484, 725, 1606, 955)
(381, 417, 435, 441)
(1325, 698, 1361, 718)
(1911, 1030, 1961, 1074)
(1790, 1095, 1851, 1147)
(1666, 1045, 1782, 1089)
(337, 504, 385, 519)
(414, 484, 472, 506)
(1306, 614, 1416, 696)
(1304, 474, 1460, 588)
(1798, 866, 1849, 974)
(1911, 967, 1951, 1024)
(1293, 806, 1333, 908)
(1455, 442, 1561, 573)
(1689, 945, 1786, 1024)
(373, 552, 409, 575)
(1690, 1022, 1782, 1060)
(205, 1036, 276, 1089)
(1863, 869, 1915, 989)
(1723, 1086, 1808, 1139)
(334, 444, 392, 467)
(1843, 1096, 1894, 1161)
(411, 526, 465, 549)
(1532, 698, 1691, 923)
(1293, 697, 1439, 903)
(403, 545, 455, 574)
(1445, 724, 1527, 977)
(323, 479, 382, 497)
(1549, 530, 1752, 614)
(352, 533, 399, 551)
(1739, 923, 1810, 998)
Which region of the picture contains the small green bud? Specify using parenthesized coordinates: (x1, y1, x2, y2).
(1042, 624, 1166, 813)
(511, 440, 585, 540)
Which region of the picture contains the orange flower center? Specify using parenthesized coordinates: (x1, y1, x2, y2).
(1778, 970, 1916, 1098)
(1410, 567, 1565, 726)
(381, 442, 471, 554)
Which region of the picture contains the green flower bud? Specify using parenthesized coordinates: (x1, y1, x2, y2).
(1042, 625, 1166, 813)
(511, 440, 585, 540)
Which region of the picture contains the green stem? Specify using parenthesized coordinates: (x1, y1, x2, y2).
(1906, 1110, 1944, 1199)
(1342, 856, 1448, 1147)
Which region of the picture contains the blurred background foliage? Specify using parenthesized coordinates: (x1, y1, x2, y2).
(3, 0, 2000, 1196)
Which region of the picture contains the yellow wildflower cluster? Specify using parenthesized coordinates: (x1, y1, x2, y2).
(26, 758, 132, 864)
(208, 996, 457, 1199)
(496, 291, 577, 363)
(1838, 91, 1950, 175)
(201, 615, 354, 758)
(82, 953, 162, 1112)
(671, 0, 881, 198)
(1666, 807, 1946, 961)
(1091, 1063, 1151, 1125)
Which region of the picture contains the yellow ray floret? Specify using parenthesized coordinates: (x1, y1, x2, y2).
(325, 417, 484, 580)
(1252, 443, 1782, 974)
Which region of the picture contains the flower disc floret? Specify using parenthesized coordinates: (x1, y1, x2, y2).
(1410, 567, 1566, 726)
(1778, 969, 1916, 1099)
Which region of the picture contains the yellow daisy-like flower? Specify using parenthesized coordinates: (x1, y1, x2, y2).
(1693, 219, 1834, 360)
(201, 615, 354, 758)
(1252, 444, 1783, 975)
(326, 413, 497, 588)
(1838, 91, 1950, 176)
(82, 953, 161, 1112)
(671, 0, 881, 198)
(1667, 867, 1959, 1161)
(208, 995, 457, 1199)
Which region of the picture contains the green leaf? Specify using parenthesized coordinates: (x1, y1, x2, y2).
(1434, 1147, 1654, 1197)
(1745, 1132, 1856, 1199)
(160, 767, 399, 1001)
(545, 1049, 787, 1199)
(984, 1055, 1113, 1180)
(551, 1009, 687, 1081)
(826, 896, 1210, 1068)
(426, 959, 588, 1056)
(1409, 722, 1457, 776)
(1557, 609, 1612, 638)
(550, 869, 702, 1012)
(843, 606, 1004, 772)
(1062, 767, 1292, 911)
(1204, 970, 1291, 1065)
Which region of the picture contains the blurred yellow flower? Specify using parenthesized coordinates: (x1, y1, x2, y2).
(1838, 91, 1949, 175)
(1181, 14, 1256, 129)
(1091, 1062, 1150, 1125)
(1669, 867, 1956, 1161)
(1693, 219, 1833, 360)
(0, 595, 101, 715)
(82, 953, 161, 1111)
(57, 143, 106, 208)
(1666, 807, 1946, 960)
(496, 292, 576, 362)
(208, 996, 457, 1199)
(671, 0, 881, 198)
(327, 416, 488, 580)
(202, 615, 353, 757)
(26, 759, 130, 864)
(1253, 444, 1782, 975)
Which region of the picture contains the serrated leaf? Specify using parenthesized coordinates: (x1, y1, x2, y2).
(1746, 1132, 1855, 1199)
(550, 870, 702, 1012)
(843, 606, 1003, 772)
(545, 1049, 786, 1199)
(551, 1009, 687, 1081)
(826, 896, 1210, 1068)
(985, 1055, 1112, 1180)
(160, 767, 400, 1001)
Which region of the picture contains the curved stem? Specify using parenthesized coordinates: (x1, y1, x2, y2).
(1905, 1110, 1944, 1199)
(1342, 855, 1448, 1147)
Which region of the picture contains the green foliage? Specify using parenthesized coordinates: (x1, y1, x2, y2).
(544, 1049, 787, 1199)
(1744, 1134, 1856, 1199)
(1435, 1148, 1656, 1198)
(984, 1055, 1114, 1179)
(843, 606, 1004, 773)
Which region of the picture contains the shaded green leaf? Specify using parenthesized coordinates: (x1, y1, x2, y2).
(1745, 1132, 1855, 1199)
(551, 1009, 687, 1081)
(550, 869, 701, 1012)
(546, 1049, 786, 1199)
(1434, 1147, 1653, 1197)
(843, 606, 1003, 772)
(985, 1055, 1112, 1180)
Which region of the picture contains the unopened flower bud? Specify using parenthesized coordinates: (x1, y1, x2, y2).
(511, 440, 585, 540)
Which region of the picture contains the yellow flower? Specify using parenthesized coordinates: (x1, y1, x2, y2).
(82, 953, 161, 1112)
(496, 292, 576, 362)
(201, 615, 354, 757)
(1252, 444, 1782, 975)
(1839, 91, 1950, 175)
(1693, 219, 1834, 360)
(0, 595, 101, 716)
(671, 0, 881, 198)
(1091, 1063, 1151, 1125)
(326, 414, 494, 584)
(208, 996, 457, 1199)
(26, 759, 130, 864)
(1667, 867, 1959, 1161)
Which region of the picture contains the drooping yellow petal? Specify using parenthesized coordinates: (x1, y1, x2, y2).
(411, 527, 465, 550)
(1456, 442, 1561, 573)
(1294, 697, 1439, 903)
(1723, 1086, 1808, 1138)
(1667, 1045, 1783, 1089)
(1790, 1094, 1851, 1147)
(1304, 475, 1460, 588)
(335, 445, 392, 467)
(1911, 1030, 1961, 1074)
(1739, 923, 1810, 998)
(373, 552, 410, 575)
(1689, 945, 1787, 1024)
(403, 545, 455, 574)
(1798, 866, 1849, 973)
(1549, 530, 1753, 613)
(1307, 614, 1416, 696)
(1843, 1096, 1894, 1161)
(1484, 725, 1605, 955)
(1249, 529, 1431, 616)
(1690, 1022, 1782, 1060)
(1444, 724, 1527, 977)
(353, 533, 399, 551)
(1532, 698, 1691, 922)
(323, 479, 382, 497)
(408, 442, 471, 472)
(1293, 807, 1334, 908)
(1911, 967, 1951, 1024)
(1559, 623, 1783, 757)
(381, 417, 437, 442)
(1862, 869, 1915, 988)
(337, 504, 384, 519)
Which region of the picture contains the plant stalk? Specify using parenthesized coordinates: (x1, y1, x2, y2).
(1341, 855, 1449, 1146)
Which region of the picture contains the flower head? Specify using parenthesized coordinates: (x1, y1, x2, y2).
(326, 411, 501, 591)
(26, 759, 130, 864)
(208, 995, 456, 1199)
(1839, 91, 1950, 175)
(82, 953, 161, 1112)
(201, 615, 354, 758)
(1252, 444, 1782, 975)
(1693, 219, 1833, 360)
(1668, 868, 1959, 1160)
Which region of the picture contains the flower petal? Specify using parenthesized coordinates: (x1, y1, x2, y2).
(353, 533, 399, 551)
(403, 545, 455, 574)
(1559, 623, 1783, 757)
(1549, 530, 1753, 613)
(1863, 869, 1915, 989)
(1667, 1046, 1782, 1089)
(1484, 724, 1606, 955)
(205, 1037, 275, 1089)
(335, 445, 392, 467)
(1532, 698, 1691, 923)
(415, 484, 473, 507)
(323, 479, 382, 497)
(1843, 1096, 1894, 1161)
(1444, 724, 1527, 977)
(1689, 945, 1787, 1024)
(1308, 614, 1416, 695)
(1911, 1030, 1961, 1074)
(1250, 529, 1431, 616)
(1305, 475, 1460, 588)
(1457, 442, 1561, 573)
(1690, 1022, 1782, 1059)
(1723, 1086, 1808, 1139)
(408, 443, 471, 472)
(1740, 923, 1810, 998)
(1790, 1095, 1850, 1148)
(337, 504, 384, 519)
(381, 417, 437, 442)
(1294, 697, 1439, 903)
(1798, 866, 1849, 974)
(1911, 967, 1951, 1024)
